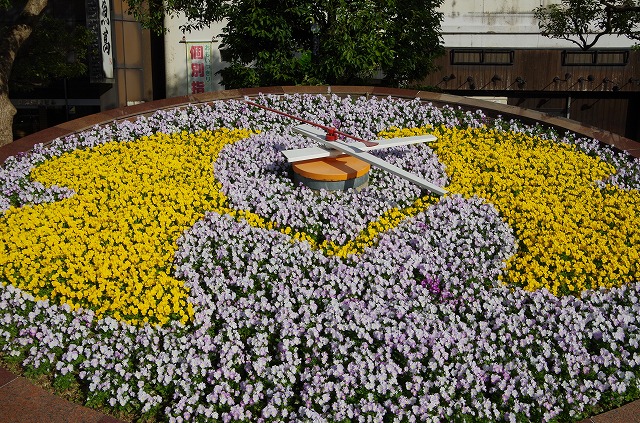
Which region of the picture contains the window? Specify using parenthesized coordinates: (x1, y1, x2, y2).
(562, 50, 629, 66)
(451, 50, 482, 64)
(483, 51, 514, 65)
(563, 51, 595, 65)
(450, 49, 514, 65)
(597, 51, 628, 65)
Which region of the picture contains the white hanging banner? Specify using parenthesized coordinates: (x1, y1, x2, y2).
(85, 0, 114, 83)
(186, 42, 213, 94)
(99, 0, 114, 79)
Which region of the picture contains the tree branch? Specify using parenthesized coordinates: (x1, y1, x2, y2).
(601, 1, 640, 32)
(601, 1, 640, 13)
(0, 0, 49, 91)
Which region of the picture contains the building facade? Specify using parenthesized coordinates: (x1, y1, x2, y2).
(9, 0, 639, 141)
(420, 0, 640, 141)
(163, 16, 226, 99)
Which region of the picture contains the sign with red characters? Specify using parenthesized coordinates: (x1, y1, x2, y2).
(187, 43, 213, 94)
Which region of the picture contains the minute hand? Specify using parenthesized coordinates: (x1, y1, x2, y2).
(320, 139, 447, 196)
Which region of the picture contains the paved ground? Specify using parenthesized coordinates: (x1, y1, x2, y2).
(2, 363, 640, 422)
(0, 366, 125, 423)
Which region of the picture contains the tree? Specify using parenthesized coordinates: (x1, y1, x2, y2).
(10, 15, 91, 93)
(126, 0, 445, 89)
(534, 0, 640, 50)
(0, 0, 91, 147)
(0, 0, 49, 147)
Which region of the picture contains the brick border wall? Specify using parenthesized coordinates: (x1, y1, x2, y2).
(2, 86, 639, 163)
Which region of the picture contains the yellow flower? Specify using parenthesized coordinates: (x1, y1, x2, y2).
(1, 129, 253, 326)
(381, 125, 639, 295)
(3, 123, 637, 329)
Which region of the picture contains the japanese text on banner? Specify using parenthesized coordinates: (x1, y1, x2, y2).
(187, 43, 213, 94)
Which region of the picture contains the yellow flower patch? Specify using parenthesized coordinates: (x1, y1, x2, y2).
(3, 123, 637, 328)
(380, 126, 640, 295)
(0, 129, 253, 326)
(0, 126, 440, 326)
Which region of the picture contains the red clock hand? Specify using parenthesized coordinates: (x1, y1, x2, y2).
(244, 100, 378, 147)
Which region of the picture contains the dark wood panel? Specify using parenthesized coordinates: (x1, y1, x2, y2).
(421, 49, 640, 94)
(506, 96, 631, 139)
(570, 98, 629, 137)
(509, 96, 567, 117)
(418, 49, 639, 140)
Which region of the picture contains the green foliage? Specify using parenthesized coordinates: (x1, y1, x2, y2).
(534, 0, 640, 50)
(129, 0, 445, 88)
(126, 0, 230, 33)
(218, 1, 310, 87)
(381, 0, 445, 86)
(9, 14, 91, 92)
(218, 0, 445, 88)
(309, 0, 394, 85)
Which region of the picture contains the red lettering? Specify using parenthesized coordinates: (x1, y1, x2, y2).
(191, 81, 205, 94)
(191, 63, 205, 77)
(190, 45, 204, 60)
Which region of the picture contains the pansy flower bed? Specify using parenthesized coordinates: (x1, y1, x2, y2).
(1, 93, 640, 422)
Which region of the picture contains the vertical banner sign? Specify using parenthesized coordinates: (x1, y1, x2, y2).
(99, 0, 114, 79)
(187, 42, 213, 94)
(85, 0, 114, 83)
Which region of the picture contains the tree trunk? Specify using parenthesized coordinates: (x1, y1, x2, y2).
(0, 0, 49, 147)
(0, 94, 16, 148)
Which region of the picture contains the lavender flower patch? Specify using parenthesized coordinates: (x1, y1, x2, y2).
(215, 130, 446, 243)
(136, 197, 636, 422)
(158, 196, 517, 421)
(1, 93, 639, 422)
(359, 194, 518, 295)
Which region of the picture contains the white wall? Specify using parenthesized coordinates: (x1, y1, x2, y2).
(164, 14, 227, 97)
(438, 0, 635, 48)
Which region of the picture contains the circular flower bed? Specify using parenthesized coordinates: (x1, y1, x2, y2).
(0, 93, 639, 422)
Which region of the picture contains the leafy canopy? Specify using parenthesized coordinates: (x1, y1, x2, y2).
(126, 0, 445, 88)
(1, 1, 92, 93)
(534, 0, 640, 50)
(9, 14, 91, 92)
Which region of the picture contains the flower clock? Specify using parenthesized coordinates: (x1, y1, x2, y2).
(1, 94, 639, 423)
